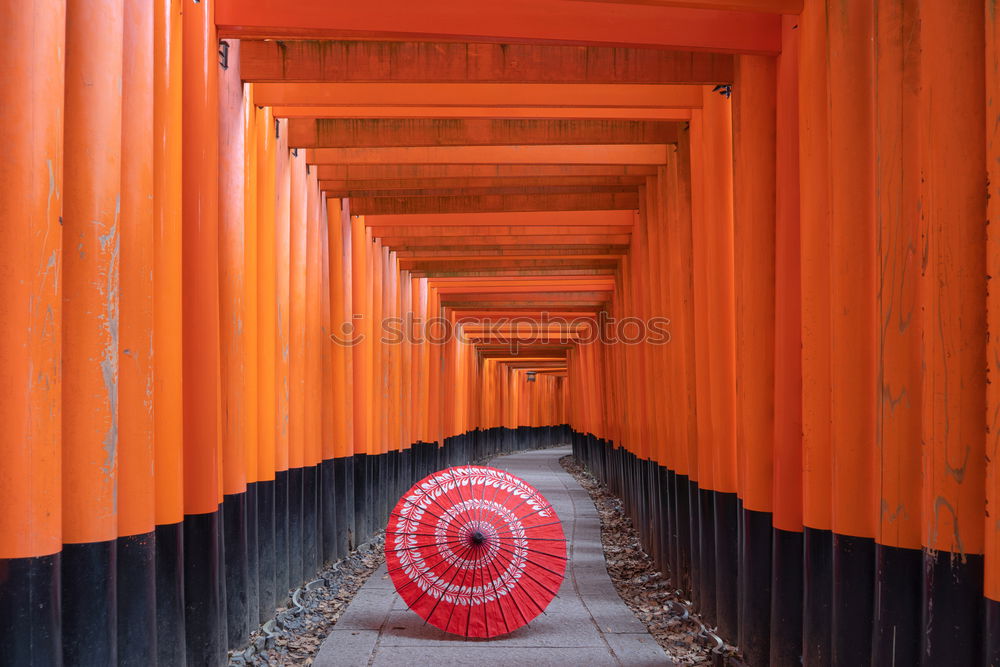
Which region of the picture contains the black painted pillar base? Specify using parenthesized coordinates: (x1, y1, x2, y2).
(985, 597, 1000, 666)
(921, 549, 983, 665)
(803, 526, 833, 667)
(353, 453, 367, 549)
(831, 533, 874, 666)
(714, 491, 739, 640)
(256, 479, 276, 621)
(320, 458, 337, 564)
(117, 532, 156, 665)
(273, 470, 289, 602)
(769, 527, 802, 667)
(246, 482, 260, 630)
(737, 507, 771, 666)
(222, 491, 249, 650)
(674, 474, 692, 596)
(62, 539, 116, 665)
(155, 521, 185, 667)
(871, 543, 920, 667)
(183, 509, 224, 667)
(287, 467, 304, 589)
(334, 456, 353, 557)
(0, 552, 61, 665)
(302, 464, 319, 578)
(698, 487, 717, 623)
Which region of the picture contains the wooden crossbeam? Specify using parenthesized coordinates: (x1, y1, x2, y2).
(254, 83, 704, 108)
(216, 0, 783, 54)
(288, 118, 678, 148)
(319, 164, 657, 180)
(348, 192, 640, 214)
(320, 176, 647, 192)
(308, 145, 668, 165)
(340, 185, 637, 199)
(240, 40, 733, 84)
(369, 225, 632, 237)
(271, 106, 692, 121)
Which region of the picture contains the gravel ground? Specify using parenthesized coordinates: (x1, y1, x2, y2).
(229, 535, 386, 666)
(559, 455, 741, 666)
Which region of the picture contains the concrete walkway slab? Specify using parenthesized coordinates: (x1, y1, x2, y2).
(313, 447, 674, 666)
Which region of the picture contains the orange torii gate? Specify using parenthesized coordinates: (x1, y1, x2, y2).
(2, 1, 999, 666)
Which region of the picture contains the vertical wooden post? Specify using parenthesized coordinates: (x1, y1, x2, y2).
(255, 106, 279, 619)
(152, 0, 185, 660)
(918, 1, 986, 662)
(0, 0, 65, 661)
(732, 53, 776, 667)
(62, 0, 124, 661)
(273, 120, 291, 591)
(119, 0, 156, 661)
(703, 86, 739, 638)
(871, 1, 922, 663)
(218, 37, 249, 648)
(243, 83, 261, 629)
(770, 14, 803, 667)
(798, 1, 833, 661)
(827, 2, 877, 662)
(304, 167, 322, 574)
(181, 0, 222, 660)
(986, 1, 1000, 661)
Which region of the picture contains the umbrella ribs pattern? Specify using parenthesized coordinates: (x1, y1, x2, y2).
(386, 466, 567, 637)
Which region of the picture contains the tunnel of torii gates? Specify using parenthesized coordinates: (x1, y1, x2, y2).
(2, 0, 1000, 665)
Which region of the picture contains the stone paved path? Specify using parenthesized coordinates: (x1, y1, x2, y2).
(313, 446, 673, 666)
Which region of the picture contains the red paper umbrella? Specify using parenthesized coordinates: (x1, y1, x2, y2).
(385, 465, 567, 638)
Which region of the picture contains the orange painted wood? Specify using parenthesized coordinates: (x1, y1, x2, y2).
(153, 0, 185, 524)
(701, 87, 738, 495)
(181, 0, 222, 514)
(219, 39, 248, 495)
(274, 120, 292, 473)
(986, 0, 1000, 600)
(771, 14, 801, 534)
(828, 0, 876, 540)
(873, 0, 921, 551)
(256, 106, 278, 482)
(0, 0, 65, 557)
(307, 144, 669, 166)
(243, 88, 260, 484)
(215, 0, 781, 54)
(797, 0, 832, 533)
(289, 119, 678, 148)
(350, 186, 637, 199)
(318, 164, 658, 180)
(305, 169, 323, 466)
(350, 193, 641, 215)
(384, 237, 629, 250)
(256, 83, 704, 109)
(326, 200, 353, 459)
(732, 54, 775, 513)
(565, 0, 800, 12)
(918, 0, 986, 556)
(351, 215, 373, 454)
(366, 210, 637, 227)
(272, 106, 694, 121)
(119, 0, 156, 537)
(688, 110, 712, 489)
(288, 151, 308, 470)
(63, 0, 124, 541)
(240, 40, 733, 84)
(320, 201, 336, 461)
(338, 201, 357, 457)
(322, 176, 647, 192)
(675, 138, 700, 479)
